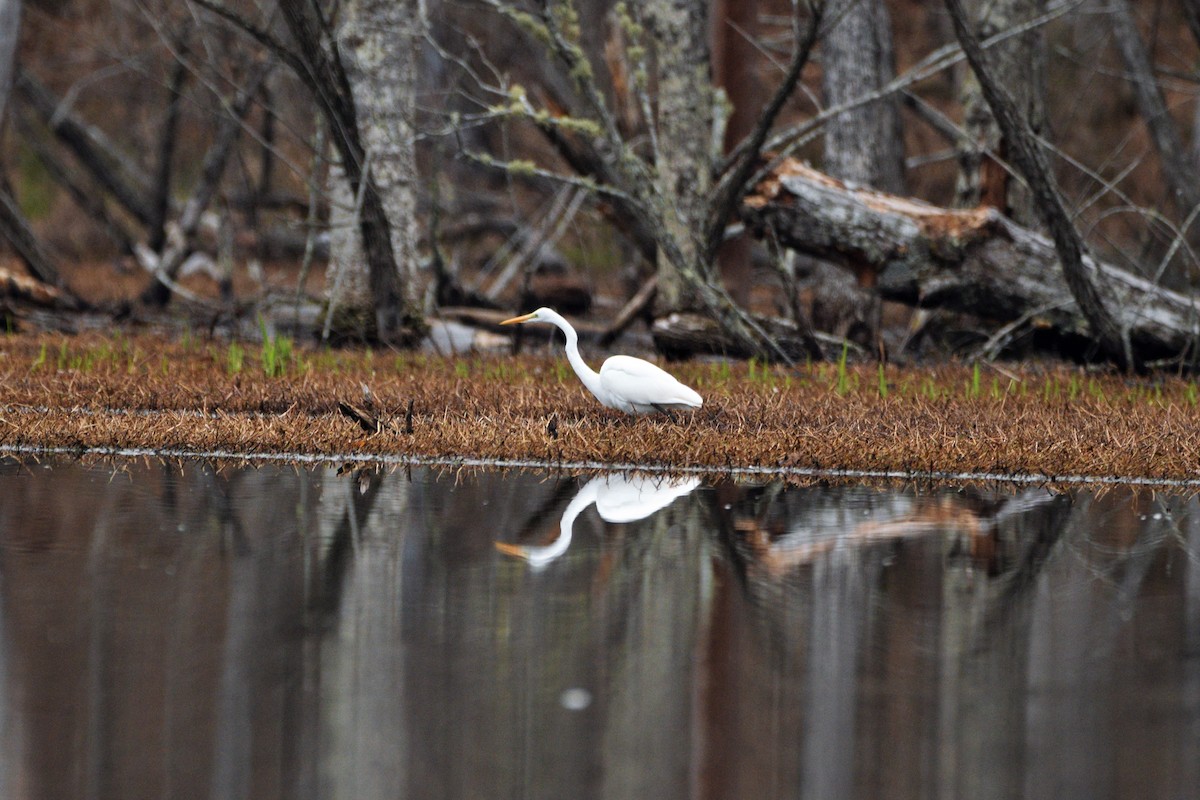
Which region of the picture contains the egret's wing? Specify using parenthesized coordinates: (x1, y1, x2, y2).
(599, 355, 702, 408)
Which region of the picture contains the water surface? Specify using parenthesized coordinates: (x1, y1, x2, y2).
(0, 457, 1197, 799)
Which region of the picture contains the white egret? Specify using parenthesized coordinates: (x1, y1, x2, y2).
(500, 307, 703, 415)
(496, 474, 701, 568)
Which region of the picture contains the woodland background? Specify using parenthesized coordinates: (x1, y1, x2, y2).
(3, 0, 1200, 368)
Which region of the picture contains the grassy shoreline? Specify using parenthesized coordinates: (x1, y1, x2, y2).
(2, 331, 1199, 482)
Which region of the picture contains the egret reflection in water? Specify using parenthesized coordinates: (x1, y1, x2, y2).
(496, 473, 701, 568)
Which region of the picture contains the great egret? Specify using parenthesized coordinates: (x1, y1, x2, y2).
(500, 307, 703, 415)
(496, 474, 701, 568)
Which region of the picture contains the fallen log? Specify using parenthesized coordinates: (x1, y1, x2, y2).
(741, 159, 1200, 363)
(0, 180, 61, 288)
(650, 311, 839, 362)
(0, 266, 76, 309)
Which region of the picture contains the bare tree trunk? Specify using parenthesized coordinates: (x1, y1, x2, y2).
(711, 0, 761, 307)
(955, 0, 1045, 228)
(943, 0, 1132, 370)
(1107, 0, 1200, 257)
(821, 0, 906, 194)
(645, 0, 714, 314)
(0, 0, 19, 126)
(148, 27, 189, 255)
(324, 161, 373, 323)
(140, 60, 270, 306)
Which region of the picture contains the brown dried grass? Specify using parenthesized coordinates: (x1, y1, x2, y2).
(2, 332, 1199, 482)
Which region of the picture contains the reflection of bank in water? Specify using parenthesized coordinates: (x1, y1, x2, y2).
(495, 474, 701, 568)
(715, 486, 1068, 581)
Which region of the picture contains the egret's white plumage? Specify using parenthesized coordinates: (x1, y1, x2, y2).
(500, 307, 703, 415)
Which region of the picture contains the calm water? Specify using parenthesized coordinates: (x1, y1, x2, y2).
(0, 457, 1197, 800)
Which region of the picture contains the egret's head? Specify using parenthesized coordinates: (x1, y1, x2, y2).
(500, 307, 553, 326)
(495, 539, 567, 569)
(494, 541, 530, 558)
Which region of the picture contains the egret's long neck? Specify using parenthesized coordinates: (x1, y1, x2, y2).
(527, 479, 599, 569)
(547, 313, 604, 398)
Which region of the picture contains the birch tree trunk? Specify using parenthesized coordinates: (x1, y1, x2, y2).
(325, 162, 372, 315)
(821, 0, 906, 194)
(337, 0, 421, 305)
(644, 0, 714, 314)
(955, 0, 1045, 227)
(277, 1, 423, 345)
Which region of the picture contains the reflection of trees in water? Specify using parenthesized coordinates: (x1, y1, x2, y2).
(700, 482, 1081, 797)
(702, 482, 1200, 798)
(0, 459, 321, 799)
(281, 475, 1200, 797)
(2, 463, 1199, 798)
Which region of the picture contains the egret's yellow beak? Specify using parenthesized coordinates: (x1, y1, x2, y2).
(494, 541, 528, 558)
(500, 312, 536, 325)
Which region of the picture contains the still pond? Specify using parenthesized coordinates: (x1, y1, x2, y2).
(0, 457, 1197, 799)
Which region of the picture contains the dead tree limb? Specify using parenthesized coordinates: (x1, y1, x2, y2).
(14, 112, 138, 255)
(0, 175, 63, 289)
(149, 25, 191, 254)
(0, 265, 73, 308)
(741, 160, 1200, 364)
(943, 0, 1133, 370)
(1107, 0, 1200, 249)
(15, 69, 156, 227)
(598, 275, 657, 347)
(706, 1, 821, 261)
(140, 58, 272, 305)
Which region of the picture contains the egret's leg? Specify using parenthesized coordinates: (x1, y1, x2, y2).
(651, 404, 678, 423)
